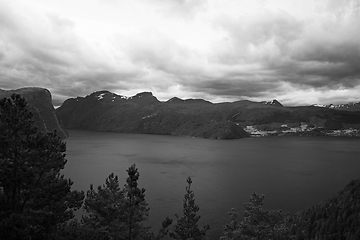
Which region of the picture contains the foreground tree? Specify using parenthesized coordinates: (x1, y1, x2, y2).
(123, 164, 151, 239)
(0, 94, 84, 239)
(82, 164, 171, 240)
(170, 177, 210, 240)
(82, 172, 125, 239)
(221, 192, 293, 240)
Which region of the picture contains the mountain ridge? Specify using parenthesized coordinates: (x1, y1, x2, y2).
(70, 90, 360, 109)
(56, 90, 360, 139)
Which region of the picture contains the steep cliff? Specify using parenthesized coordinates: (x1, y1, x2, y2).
(0, 87, 68, 139)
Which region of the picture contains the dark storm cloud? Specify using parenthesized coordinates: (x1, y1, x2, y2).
(203, 4, 360, 101)
(290, 42, 360, 87)
(1, 0, 360, 106)
(187, 77, 282, 98)
(263, 37, 360, 94)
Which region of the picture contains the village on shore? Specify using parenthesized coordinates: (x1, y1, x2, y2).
(244, 124, 360, 137)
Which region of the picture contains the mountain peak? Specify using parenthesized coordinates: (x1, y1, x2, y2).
(167, 97, 184, 103)
(86, 90, 128, 102)
(129, 92, 159, 104)
(166, 97, 212, 105)
(88, 90, 110, 98)
(95, 91, 111, 100)
(131, 92, 154, 98)
(263, 99, 283, 107)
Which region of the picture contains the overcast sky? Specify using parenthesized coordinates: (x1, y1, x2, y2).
(0, 0, 359, 106)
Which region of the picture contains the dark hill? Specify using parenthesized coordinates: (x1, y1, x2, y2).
(0, 87, 68, 139)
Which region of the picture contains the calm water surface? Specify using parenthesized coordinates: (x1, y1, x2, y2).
(62, 130, 360, 239)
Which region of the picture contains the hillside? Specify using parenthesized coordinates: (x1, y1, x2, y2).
(0, 87, 68, 139)
(288, 179, 360, 240)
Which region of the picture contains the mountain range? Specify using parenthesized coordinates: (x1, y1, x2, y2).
(1, 88, 359, 139)
(55, 90, 360, 139)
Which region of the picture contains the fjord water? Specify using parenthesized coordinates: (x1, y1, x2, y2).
(62, 130, 360, 239)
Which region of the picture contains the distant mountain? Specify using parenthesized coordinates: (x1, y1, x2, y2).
(56, 90, 360, 139)
(0, 87, 68, 139)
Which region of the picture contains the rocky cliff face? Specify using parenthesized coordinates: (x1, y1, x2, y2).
(0, 87, 68, 139)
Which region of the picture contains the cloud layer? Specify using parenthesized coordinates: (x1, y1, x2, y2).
(0, 0, 359, 106)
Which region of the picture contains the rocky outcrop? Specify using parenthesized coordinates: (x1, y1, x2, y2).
(0, 87, 68, 139)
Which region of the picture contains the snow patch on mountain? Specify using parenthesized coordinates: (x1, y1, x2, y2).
(97, 93, 106, 100)
(262, 99, 283, 107)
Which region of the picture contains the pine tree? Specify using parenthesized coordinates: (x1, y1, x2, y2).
(221, 209, 241, 240)
(123, 164, 151, 240)
(82, 164, 152, 240)
(170, 177, 210, 240)
(221, 192, 293, 240)
(0, 94, 84, 239)
(82, 172, 125, 239)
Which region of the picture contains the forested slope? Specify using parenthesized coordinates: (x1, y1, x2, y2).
(288, 179, 360, 240)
